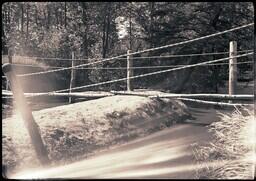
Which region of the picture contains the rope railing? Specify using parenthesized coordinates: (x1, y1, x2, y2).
(131, 50, 253, 60)
(126, 23, 254, 57)
(5, 49, 252, 61)
(3, 23, 252, 77)
(1, 58, 253, 80)
(46, 52, 252, 93)
(1, 51, 253, 77)
(204, 61, 253, 66)
(2, 53, 253, 101)
(5, 60, 253, 70)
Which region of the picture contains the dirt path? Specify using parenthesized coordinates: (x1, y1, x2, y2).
(13, 106, 230, 179)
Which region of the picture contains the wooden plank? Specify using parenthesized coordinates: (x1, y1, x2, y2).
(2, 90, 114, 98)
(176, 98, 253, 107)
(150, 93, 254, 100)
(111, 91, 254, 100)
(2, 89, 254, 100)
(110, 90, 163, 97)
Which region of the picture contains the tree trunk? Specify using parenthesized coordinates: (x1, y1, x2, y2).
(81, 2, 90, 86)
(21, 3, 24, 33)
(43, 9, 47, 29)
(47, 5, 50, 29)
(26, 3, 29, 42)
(149, 2, 155, 48)
(35, 7, 38, 26)
(104, 4, 111, 58)
(8, 4, 11, 25)
(59, 8, 62, 27)
(82, 3, 88, 57)
(129, 3, 132, 50)
(102, 6, 106, 58)
(55, 7, 59, 28)
(210, 7, 222, 93)
(173, 68, 195, 93)
(147, 2, 155, 69)
(211, 5, 222, 30)
(4, 8, 7, 26)
(64, 2, 67, 28)
(2, 13, 8, 54)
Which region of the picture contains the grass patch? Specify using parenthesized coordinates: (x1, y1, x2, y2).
(193, 106, 255, 179)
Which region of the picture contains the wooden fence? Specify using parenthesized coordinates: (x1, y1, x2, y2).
(2, 55, 39, 65)
(2, 41, 252, 103)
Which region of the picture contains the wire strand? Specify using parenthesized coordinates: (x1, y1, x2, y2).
(2, 53, 252, 96)
(8, 50, 254, 75)
(8, 23, 253, 77)
(9, 49, 252, 61)
(10, 60, 254, 69)
(1, 59, 253, 80)
(8, 51, 231, 61)
(49, 52, 252, 93)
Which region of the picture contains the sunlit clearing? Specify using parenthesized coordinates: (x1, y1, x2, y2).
(11, 158, 229, 179)
(97, 160, 231, 178)
(11, 143, 190, 179)
(9, 123, 205, 179)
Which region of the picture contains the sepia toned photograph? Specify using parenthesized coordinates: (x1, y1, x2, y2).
(2, 1, 255, 179)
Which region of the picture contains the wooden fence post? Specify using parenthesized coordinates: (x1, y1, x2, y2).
(69, 51, 76, 103)
(229, 41, 237, 102)
(6, 48, 14, 90)
(127, 50, 133, 91)
(8, 48, 14, 64)
(2, 63, 51, 166)
(6, 77, 9, 91)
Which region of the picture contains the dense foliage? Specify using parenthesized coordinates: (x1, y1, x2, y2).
(1, 2, 254, 92)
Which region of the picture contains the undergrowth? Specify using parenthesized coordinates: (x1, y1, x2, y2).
(193, 106, 255, 179)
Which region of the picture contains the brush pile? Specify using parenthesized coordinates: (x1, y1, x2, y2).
(193, 107, 255, 179)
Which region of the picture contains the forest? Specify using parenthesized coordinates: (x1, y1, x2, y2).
(1, 2, 254, 93)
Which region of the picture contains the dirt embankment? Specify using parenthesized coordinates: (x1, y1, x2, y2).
(2, 95, 191, 175)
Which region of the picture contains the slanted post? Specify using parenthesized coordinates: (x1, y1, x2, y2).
(2, 63, 51, 166)
(127, 50, 133, 91)
(69, 51, 76, 103)
(229, 41, 237, 102)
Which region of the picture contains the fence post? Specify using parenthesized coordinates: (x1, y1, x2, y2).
(2, 63, 51, 166)
(69, 51, 76, 103)
(6, 48, 14, 90)
(229, 41, 237, 102)
(6, 76, 9, 91)
(127, 50, 133, 91)
(8, 48, 14, 64)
